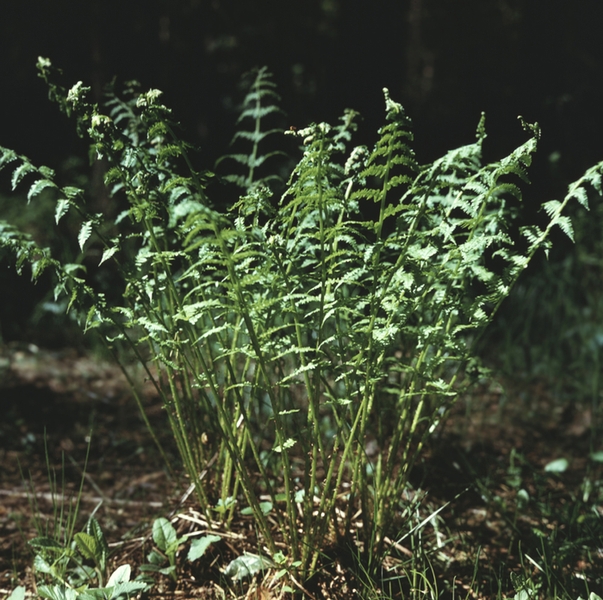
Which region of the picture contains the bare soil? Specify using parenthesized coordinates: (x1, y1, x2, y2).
(1, 343, 602, 599)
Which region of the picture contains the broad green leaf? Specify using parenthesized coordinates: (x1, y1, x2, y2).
(187, 534, 221, 562)
(145, 549, 166, 566)
(33, 555, 54, 576)
(77, 589, 106, 600)
(74, 532, 98, 561)
(11, 162, 37, 190)
(99, 245, 118, 266)
(86, 517, 108, 553)
(108, 581, 147, 599)
(28, 178, 57, 202)
(553, 214, 574, 241)
(224, 553, 272, 581)
(240, 502, 272, 516)
(138, 317, 168, 334)
(36, 585, 78, 600)
(259, 501, 274, 515)
(29, 536, 65, 553)
(139, 564, 162, 573)
(107, 564, 131, 586)
(152, 517, 178, 552)
(6, 587, 26, 600)
(544, 458, 568, 473)
(72, 564, 96, 583)
(39, 165, 55, 179)
(567, 183, 589, 207)
(0, 148, 18, 169)
(213, 497, 236, 514)
(590, 451, 603, 463)
(62, 186, 82, 199)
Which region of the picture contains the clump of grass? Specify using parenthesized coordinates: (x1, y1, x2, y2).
(1, 58, 602, 584)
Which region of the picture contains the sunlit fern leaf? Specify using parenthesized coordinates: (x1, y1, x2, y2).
(27, 179, 57, 203)
(351, 88, 418, 211)
(0, 147, 18, 170)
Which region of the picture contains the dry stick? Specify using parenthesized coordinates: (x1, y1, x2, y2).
(0, 454, 220, 511)
(0, 488, 164, 509)
(167, 451, 219, 518)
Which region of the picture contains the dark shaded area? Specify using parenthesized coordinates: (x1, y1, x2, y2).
(2, 1, 602, 171)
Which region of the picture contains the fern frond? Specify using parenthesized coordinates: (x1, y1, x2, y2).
(352, 88, 418, 211)
(217, 67, 285, 192)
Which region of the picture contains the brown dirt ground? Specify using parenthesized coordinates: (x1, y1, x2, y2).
(1, 343, 602, 599)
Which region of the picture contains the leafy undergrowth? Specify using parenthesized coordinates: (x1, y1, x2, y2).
(1, 343, 602, 599)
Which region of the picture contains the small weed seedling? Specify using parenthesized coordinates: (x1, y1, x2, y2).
(29, 516, 147, 600)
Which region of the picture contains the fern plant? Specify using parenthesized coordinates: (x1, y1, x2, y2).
(1, 57, 602, 581)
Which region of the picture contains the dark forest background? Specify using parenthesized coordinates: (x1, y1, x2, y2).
(1, 0, 603, 355)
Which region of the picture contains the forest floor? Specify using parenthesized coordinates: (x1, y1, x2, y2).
(1, 343, 602, 599)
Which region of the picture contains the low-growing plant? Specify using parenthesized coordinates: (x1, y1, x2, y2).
(22, 436, 89, 552)
(29, 515, 148, 600)
(140, 517, 186, 582)
(456, 442, 603, 598)
(2, 58, 603, 582)
(140, 516, 219, 582)
(22, 512, 223, 600)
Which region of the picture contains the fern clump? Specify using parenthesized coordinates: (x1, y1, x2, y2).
(1, 58, 602, 580)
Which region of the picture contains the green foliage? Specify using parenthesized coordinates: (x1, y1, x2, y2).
(452, 443, 603, 599)
(23, 513, 223, 600)
(140, 517, 187, 581)
(216, 66, 286, 191)
(187, 534, 222, 562)
(29, 516, 147, 600)
(482, 170, 603, 425)
(4, 587, 26, 600)
(223, 553, 273, 581)
(2, 57, 603, 582)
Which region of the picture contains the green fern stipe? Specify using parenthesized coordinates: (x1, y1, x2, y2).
(1, 58, 603, 581)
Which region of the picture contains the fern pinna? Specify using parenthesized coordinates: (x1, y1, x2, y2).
(1, 58, 602, 578)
